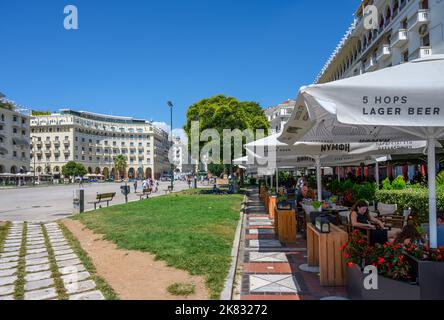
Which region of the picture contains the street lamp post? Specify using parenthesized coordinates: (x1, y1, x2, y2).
(167, 101, 174, 191)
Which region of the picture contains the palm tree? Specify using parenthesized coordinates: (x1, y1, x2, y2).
(114, 155, 127, 181)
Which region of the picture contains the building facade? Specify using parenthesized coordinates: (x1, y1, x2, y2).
(30, 109, 171, 180)
(0, 98, 30, 175)
(316, 0, 443, 83)
(265, 99, 296, 134)
(171, 136, 193, 175)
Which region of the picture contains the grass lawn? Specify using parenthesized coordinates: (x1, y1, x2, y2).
(73, 189, 244, 299)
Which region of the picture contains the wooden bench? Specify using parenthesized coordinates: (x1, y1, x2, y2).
(139, 188, 152, 200)
(89, 192, 116, 210)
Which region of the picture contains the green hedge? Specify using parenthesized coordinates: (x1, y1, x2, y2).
(375, 189, 444, 223)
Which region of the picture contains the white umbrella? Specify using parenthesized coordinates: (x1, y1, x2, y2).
(279, 55, 444, 248)
(247, 134, 431, 200)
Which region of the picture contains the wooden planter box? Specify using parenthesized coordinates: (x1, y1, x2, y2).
(267, 195, 277, 219)
(274, 207, 297, 244)
(347, 264, 421, 300)
(404, 253, 444, 300)
(307, 223, 348, 286)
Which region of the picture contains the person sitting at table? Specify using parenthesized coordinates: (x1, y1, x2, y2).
(350, 199, 398, 244)
(296, 184, 314, 210)
(394, 224, 424, 246)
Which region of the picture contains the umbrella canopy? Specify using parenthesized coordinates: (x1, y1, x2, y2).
(278, 55, 444, 248)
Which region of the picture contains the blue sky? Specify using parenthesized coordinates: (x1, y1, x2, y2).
(0, 0, 361, 130)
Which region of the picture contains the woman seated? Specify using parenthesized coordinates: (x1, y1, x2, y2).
(350, 200, 399, 244)
(394, 224, 424, 246)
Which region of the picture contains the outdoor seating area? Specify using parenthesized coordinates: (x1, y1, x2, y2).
(88, 192, 116, 210)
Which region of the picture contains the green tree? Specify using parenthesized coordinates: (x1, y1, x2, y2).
(208, 163, 225, 177)
(114, 155, 127, 180)
(183, 95, 269, 172)
(62, 161, 86, 180)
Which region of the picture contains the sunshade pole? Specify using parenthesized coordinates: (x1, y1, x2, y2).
(338, 166, 341, 182)
(276, 167, 279, 193)
(428, 137, 438, 249)
(270, 174, 274, 193)
(315, 156, 322, 201)
(375, 160, 380, 190)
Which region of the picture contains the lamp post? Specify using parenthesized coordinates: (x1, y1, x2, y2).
(167, 101, 174, 191)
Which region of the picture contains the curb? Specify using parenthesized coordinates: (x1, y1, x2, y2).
(220, 194, 246, 300)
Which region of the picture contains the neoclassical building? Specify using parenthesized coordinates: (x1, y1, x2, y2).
(265, 99, 296, 134)
(0, 98, 30, 175)
(316, 0, 443, 83)
(30, 109, 171, 180)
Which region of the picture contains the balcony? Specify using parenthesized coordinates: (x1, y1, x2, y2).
(35, 150, 43, 156)
(376, 44, 391, 61)
(419, 46, 432, 58)
(392, 29, 408, 48)
(35, 141, 43, 147)
(44, 149, 51, 155)
(64, 149, 70, 155)
(54, 149, 60, 155)
(63, 140, 70, 146)
(364, 57, 377, 72)
(410, 9, 430, 32)
(44, 140, 51, 147)
(54, 140, 60, 147)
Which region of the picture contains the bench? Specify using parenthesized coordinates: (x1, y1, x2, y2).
(139, 188, 152, 200)
(89, 192, 116, 210)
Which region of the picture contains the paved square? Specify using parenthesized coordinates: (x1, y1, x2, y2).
(249, 274, 301, 294)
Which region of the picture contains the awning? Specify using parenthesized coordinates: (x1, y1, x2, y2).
(278, 55, 444, 248)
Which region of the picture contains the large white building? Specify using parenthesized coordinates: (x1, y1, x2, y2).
(30, 109, 171, 180)
(171, 136, 193, 175)
(316, 0, 443, 83)
(0, 96, 30, 175)
(265, 99, 296, 134)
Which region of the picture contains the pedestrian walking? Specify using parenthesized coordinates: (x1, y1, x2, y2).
(134, 180, 138, 193)
(155, 181, 159, 193)
(78, 176, 84, 188)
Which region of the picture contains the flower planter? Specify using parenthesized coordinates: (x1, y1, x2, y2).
(346, 264, 420, 300)
(404, 253, 444, 300)
(274, 207, 297, 243)
(267, 195, 277, 219)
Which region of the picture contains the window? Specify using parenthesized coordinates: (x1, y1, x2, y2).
(13, 116, 17, 122)
(402, 50, 409, 62)
(422, 33, 430, 47)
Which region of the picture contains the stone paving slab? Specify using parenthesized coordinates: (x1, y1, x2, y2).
(0, 295, 14, 300)
(0, 262, 18, 270)
(25, 278, 55, 291)
(65, 280, 96, 294)
(24, 287, 58, 300)
(0, 256, 20, 264)
(53, 249, 74, 256)
(3, 247, 21, 252)
(25, 252, 49, 260)
(26, 257, 50, 266)
(56, 258, 82, 268)
(0, 252, 20, 258)
(59, 264, 86, 275)
(69, 290, 105, 300)
(55, 253, 78, 262)
(25, 271, 52, 282)
(27, 248, 47, 254)
(0, 275, 17, 286)
(0, 268, 17, 277)
(51, 245, 71, 251)
(61, 271, 91, 284)
(0, 284, 15, 296)
(26, 263, 51, 273)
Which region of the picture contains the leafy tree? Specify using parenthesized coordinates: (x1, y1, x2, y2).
(436, 171, 444, 187)
(114, 155, 127, 180)
(183, 95, 269, 172)
(382, 177, 393, 190)
(62, 161, 86, 179)
(392, 176, 407, 190)
(208, 163, 224, 177)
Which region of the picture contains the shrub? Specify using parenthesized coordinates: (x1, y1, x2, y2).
(437, 171, 444, 187)
(392, 176, 407, 190)
(382, 177, 392, 190)
(375, 188, 444, 222)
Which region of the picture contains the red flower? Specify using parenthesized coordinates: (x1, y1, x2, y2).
(347, 262, 354, 268)
(344, 253, 350, 259)
(377, 257, 385, 265)
(340, 244, 346, 251)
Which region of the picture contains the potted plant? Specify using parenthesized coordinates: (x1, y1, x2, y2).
(342, 230, 421, 300)
(404, 245, 444, 299)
